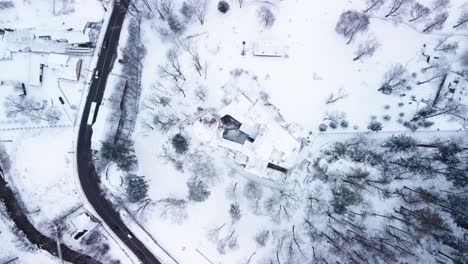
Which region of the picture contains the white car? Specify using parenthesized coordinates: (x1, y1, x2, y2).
(94, 70, 99, 79)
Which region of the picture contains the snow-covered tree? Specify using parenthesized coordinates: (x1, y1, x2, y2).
(335, 10, 370, 44)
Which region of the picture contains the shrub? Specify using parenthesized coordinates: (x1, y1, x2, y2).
(340, 120, 349, 128)
(399, 112, 405, 117)
(329, 121, 338, 129)
(403, 121, 418, 131)
(398, 102, 404, 107)
(126, 175, 149, 203)
(417, 120, 434, 128)
(382, 134, 417, 152)
(257, 6, 275, 28)
(367, 120, 383, 131)
(172, 133, 189, 154)
(319, 123, 328, 132)
(384, 104, 390, 110)
(382, 114, 391, 121)
(218, 1, 230, 13)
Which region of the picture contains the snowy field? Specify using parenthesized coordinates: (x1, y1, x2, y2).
(92, 0, 468, 263)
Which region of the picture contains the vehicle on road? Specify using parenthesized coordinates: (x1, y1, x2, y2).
(102, 40, 109, 49)
(87, 102, 97, 125)
(58, 97, 65, 104)
(94, 70, 100, 79)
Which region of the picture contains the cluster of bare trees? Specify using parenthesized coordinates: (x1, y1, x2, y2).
(362, 0, 467, 32)
(302, 135, 468, 262)
(4, 95, 62, 125)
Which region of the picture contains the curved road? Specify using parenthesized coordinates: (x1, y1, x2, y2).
(76, 1, 161, 263)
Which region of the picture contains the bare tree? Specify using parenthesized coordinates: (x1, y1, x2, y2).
(152, 112, 180, 131)
(335, 10, 370, 44)
(378, 64, 409, 94)
(385, 0, 411, 18)
(409, 2, 430, 22)
(155, 197, 188, 224)
(190, 0, 208, 25)
(158, 48, 186, 82)
(4, 95, 62, 124)
(433, 37, 458, 54)
(422, 12, 448, 32)
(194, 85, 207, 102)
(353, 38, 380, 61)
(363, 0, 385, 13)
(243, 181, 263, 215)
(453, 7, 468, 29)
(325, 89, 348, 104)
(264, 190, 299, 224)
(431, 0, 450, 11)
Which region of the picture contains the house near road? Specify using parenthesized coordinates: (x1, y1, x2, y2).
(194, 94, 301, 180)
(48, 53, 83, 81)
(65, 208, 100, 241)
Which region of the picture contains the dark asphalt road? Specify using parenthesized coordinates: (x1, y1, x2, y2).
(76, 1, 161, 263)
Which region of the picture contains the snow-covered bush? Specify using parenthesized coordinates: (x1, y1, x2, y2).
(340, 120, 349, 128)
(257, 6, 275, 28)
(217, 1, 230, 13)
(318, 123, 328, 132)
(329, 121, 338, 129)
(125, 174, 149, 203)
(367, 120, 383, 131)
(171, 133, 189, 154)
(331, 186, 363, 214)
(382, 134, 416, 152)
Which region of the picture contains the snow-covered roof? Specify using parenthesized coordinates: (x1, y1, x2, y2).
(47, 55, 82, 81)
(35, 29, 89, 44)
(48, 53, 69, 66)
(70, 212, 99, 234)
(217, 94, 300, 179)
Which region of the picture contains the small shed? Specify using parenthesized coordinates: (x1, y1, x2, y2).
(253, 41, 285, 57)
